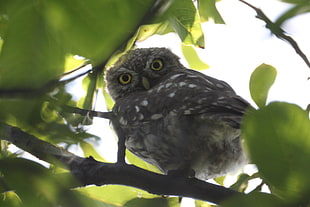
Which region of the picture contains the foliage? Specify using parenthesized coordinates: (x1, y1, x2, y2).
(0, 0, 309, 207)
(249, 64, 277, 108)
(243, 102, 310, 204)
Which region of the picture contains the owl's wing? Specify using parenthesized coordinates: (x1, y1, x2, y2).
(178, 92, 251, 129)
(167, 70, 252, 128)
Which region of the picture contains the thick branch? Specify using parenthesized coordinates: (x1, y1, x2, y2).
(0, 122, 243, 204)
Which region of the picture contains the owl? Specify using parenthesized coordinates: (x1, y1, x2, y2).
(106, 47, 250, 180)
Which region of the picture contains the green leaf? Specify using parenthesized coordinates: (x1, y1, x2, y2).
(0, 98, 51, 135)
(80, 141, 106, 162)
(229, 172, 260, 193)
(275, 3, 310, 26)
(73, 191, 120, 207)
(0, 158, 83, 207)
(229, 173, 251, 192)
(102, 88, 115, 111)
(198, 0, 225, 24)
(242, 102, 310, 203)
(195, 200, 212, 207)
(0, 0, 155, 89)
(222, 192, 284, 207)
(79, 71, 99, 111)
(135, 22, 172, 42)
(0, 191, 22, 207)
(279, 0, 310, 4)
(126, 150, 161, 174)
(125, 197, 179, 207)
(249, 64, 277, 108)
(78, 185, 157, 206)
(42, 0, 154, 63)
(213, 175, 225, 186)
(64, 55, 86, 72)
(167, 0, 205, 47)
(0, 0, 65, 89)
(181, 44, 209, 70)
(0, 0, 158, 138)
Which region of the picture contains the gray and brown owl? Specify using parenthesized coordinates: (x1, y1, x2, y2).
(106, 48, 249, 180)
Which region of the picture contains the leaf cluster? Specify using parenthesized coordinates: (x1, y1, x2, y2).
(223, 64, 310, 207)
(0, 0, 309, 206)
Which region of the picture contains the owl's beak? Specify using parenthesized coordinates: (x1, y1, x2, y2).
(142, 76, 150, 90)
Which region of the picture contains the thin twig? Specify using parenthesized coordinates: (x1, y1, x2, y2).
(60, 62, 91, 78)
(239, 0, 310, 68)
(0, 66, 93, 99)
(61, 105, 113, 119)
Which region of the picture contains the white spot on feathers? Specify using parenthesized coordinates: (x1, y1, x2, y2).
(141, 100, 148, 106)
(151, 114, 163, 120)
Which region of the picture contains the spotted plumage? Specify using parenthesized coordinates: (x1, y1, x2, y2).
(106, 47, 249, 179)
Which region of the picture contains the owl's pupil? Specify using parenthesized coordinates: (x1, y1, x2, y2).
(153, 62, 161, 68)
(122, 75, 129, 82)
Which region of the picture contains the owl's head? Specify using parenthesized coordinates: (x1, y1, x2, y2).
(106, 47, 185, 100)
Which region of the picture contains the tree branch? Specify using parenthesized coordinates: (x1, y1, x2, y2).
(239, 0, 310, 68)
(61, 105, 114, 119)
(0, 122, 243, 204)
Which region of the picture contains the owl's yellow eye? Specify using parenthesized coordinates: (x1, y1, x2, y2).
(151, 59, 164, 71)
(118, 73, 132, 85)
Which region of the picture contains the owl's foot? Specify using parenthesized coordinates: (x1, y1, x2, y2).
(167, 168, 195, 178)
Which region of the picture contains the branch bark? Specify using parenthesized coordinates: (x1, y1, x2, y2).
(0, 122, 243, 204)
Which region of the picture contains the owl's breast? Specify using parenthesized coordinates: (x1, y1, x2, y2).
(114, 101, 247, 178)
